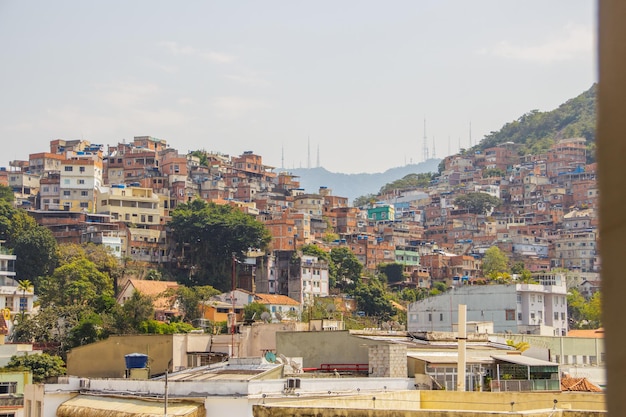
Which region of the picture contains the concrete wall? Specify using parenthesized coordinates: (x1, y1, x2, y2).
(66, 334, 173, 378)
(276, 330, 379, 369)
(252, 390, 606, 417)
(369, 344, 407, 378)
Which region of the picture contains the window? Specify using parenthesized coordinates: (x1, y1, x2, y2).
(81, 191, 88, 196)
(428, 313, 432, 322)
(517, 312, 522, 321)
(554, 312, 559, 320)
(78, 179, 85, 184)
(505, 309, 515, 321)
(79, 166, 85, 172)
(80, 202, 88, 208)
(64, 166, 73, 171)
(63, 191, 70, 196)
(0, 381, 17, 394)
(439, 313, 443, 321)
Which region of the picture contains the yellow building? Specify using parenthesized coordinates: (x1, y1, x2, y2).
(97, 185, 162, 227)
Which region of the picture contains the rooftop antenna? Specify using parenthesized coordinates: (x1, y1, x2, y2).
(281, 144, 284, 170)
(422, 118, 429, 162)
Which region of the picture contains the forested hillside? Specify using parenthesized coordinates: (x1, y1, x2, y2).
(476, 84, 596, 159)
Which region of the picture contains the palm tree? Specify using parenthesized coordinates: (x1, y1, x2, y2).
(17, 279, 33, 313)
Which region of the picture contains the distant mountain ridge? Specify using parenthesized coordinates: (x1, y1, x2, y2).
(280, 85, 596, 203)
(279, 159, 441, 203)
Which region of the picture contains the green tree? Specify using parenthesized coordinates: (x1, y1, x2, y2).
(378, 263, 405, 284)
(243, 302, 270, 321)
(39, 258, 113, 307)
(169, 199, 272, 291)
(352, 194, 377, 208)
(117, 291, 155, 333)
(5, 353, 65, 383)
(352, 278, 396, 321)
(67, 312, 107, 348)
(330, 247, 363, 290)
(0, 185, 14, 203)
(482, 246, 510, 276)
(301, 244, 331, 263)
(139, 320, 196, 334)
(13, 227, 58, 290)
(0, 201, 38, 244)
(174, 285, 220, 323)
(454, 193, 502, 215)
(482, 168, 505, 178)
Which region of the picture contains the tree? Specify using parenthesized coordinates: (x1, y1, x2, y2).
(243, 302, 270, 321)
(117, 291, 155, 333)
(5, 353, 65, 383)
(39, 258, 113, 307)
(169, 199, 272, 291)
(174, 285, 220, 323)
(0, 201, 38, 245)
(301, 244, 331, 263)
(0, 185, 14, 203)
(13, 227, 58, 290)
(330, 247, 362, 290)
(454, 193, 502, 215)
(482, 246, 509, 276)
(17, 279, 33, 315)
(352, 278, 396, 321)
(378, 263, 405, 284)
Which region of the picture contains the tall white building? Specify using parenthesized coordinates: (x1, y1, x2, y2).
(407, 274, 568, 336)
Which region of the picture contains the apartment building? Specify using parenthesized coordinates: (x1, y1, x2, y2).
(408, 276, 568, 336)
(59, 158, 103, 212)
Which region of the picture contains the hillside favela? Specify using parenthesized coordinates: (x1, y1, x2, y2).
(0, 86, 605, 416)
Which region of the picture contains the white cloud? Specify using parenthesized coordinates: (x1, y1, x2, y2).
(482, 23, 594, 63)
(159, 41, 234, 63)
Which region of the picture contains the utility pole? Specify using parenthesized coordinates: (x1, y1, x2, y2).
(231, 253, 237, 357)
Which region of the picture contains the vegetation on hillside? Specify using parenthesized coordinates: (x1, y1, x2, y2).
(476, 84, 596, 159)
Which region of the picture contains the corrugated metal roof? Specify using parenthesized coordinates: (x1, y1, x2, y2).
(57, 395, 203, 417)
(491, 354, 558, 367)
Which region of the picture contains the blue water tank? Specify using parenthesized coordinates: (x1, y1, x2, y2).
(125, 353, 148, 369)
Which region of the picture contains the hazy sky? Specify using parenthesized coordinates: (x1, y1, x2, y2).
(0, 1, 596, 174)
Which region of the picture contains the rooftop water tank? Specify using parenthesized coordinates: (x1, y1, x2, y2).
(124, 353, 148, 369)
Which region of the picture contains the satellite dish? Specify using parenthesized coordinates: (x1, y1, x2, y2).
(264, 351, 277, 363)
(261, 312, 271, 323)
(275, 312, 283, 321)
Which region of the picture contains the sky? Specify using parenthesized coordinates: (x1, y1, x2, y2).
(0, 1, 597, 174)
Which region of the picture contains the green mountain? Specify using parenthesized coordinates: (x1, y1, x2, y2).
(476, 84, 596, 158)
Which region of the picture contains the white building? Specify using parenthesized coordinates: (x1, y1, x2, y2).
(407, 276, 568, 336)
(25, 358, 415, 417)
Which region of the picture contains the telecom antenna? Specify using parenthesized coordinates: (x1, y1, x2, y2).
(281, 145, 284, 170)
(432, 136, 437, 159)
(422, 118, 429, 162)
(469, 121, 472, 148)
